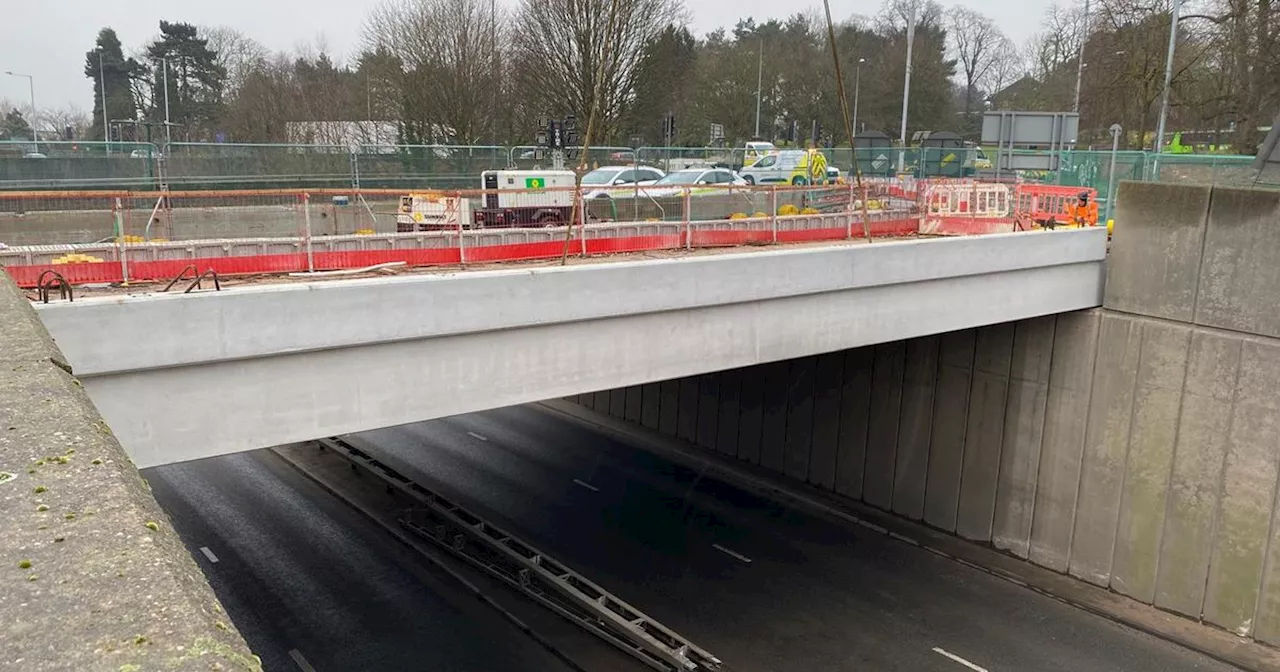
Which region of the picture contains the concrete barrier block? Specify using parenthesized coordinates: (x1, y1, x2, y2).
(784, 357, 818, 481)
(992, 316, 1055, 558)
(809, 352, 845, 491)
(835, 347, 875, 499)
(595, 390, 612, 413)
(957, 323, 1016, 541)
(610, 387, 627, 418)
(924, 329, 977, 531)
(1070, 313, 1143, 586)
(659, 379, 680, 437)
(1155, 330, 1239, 618)
(737, 365, 765, 464)
(696, 374, 720, 451)
(760, 361, 792, 473)
(678, 378, 700, 443)
(715, 369, 741, 457)
(1029, 310, 1101, 571)
(640, 382, 661, 429)
(865, 342, 907, 510)
(1196, 187, 1280, 338)
(1205, 339, 1280, 637)
(625, 384, 643, 423)
(1105, 181, 1211, 321)
(893, 336, 940, 520)
(1110, 321, 1192, 603)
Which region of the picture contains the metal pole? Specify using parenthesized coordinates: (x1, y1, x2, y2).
(1105, 123, 1122, 224)
(3, 72, 37, 151)
(114, 197, 129, 285)
(98, 49, 109, 155)
(754, 38, 763, 138)
(1154, 0, 1181, 154)
(899, 5, 917, 173)
(303, 193, 315, 273)
(1073, 0, 1090, 113)
(852, 59, 864, 136)
(162, 57, 172, 148)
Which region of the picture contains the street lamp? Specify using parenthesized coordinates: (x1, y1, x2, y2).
(1154, 0, 1183, 154)
(754, 37, 763, 138)
(852, 57, 865, 136)
(1073, 0, 1091, 113)
(899, 4, 917, 172)
(96, 47, 110, 155)
(3, 71, 37, 151)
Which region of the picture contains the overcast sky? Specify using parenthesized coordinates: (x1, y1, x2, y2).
(2, 0, 1053, 112)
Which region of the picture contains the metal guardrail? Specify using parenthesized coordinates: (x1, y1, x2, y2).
(318, 437, 723, 672)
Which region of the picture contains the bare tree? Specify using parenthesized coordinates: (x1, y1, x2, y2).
(1025, 2, 1084, 81)
(986, 46, 1027, 101)
(202, 26, 269, 97)
(363, 0, 502, 144)
(948, 7, 1008, 116)
(513, 0, 686, 140)
(43, 105, 92, 139)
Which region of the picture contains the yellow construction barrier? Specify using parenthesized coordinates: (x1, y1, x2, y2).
(51, 253, 104, 264)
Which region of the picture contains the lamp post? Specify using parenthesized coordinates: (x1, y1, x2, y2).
(1105, 123, 1123, 224)
(3, 71, 37, 151)
(898, 4, 917, 172)
(754, 37, 763, 138)
(1154, 0, 1182, 154)
(97, 47, 110, 155)
(1073, 0, 1090, 113)
(852, 57, 865, 136)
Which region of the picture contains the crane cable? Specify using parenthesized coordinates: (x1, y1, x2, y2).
(821, 0, 873, 241)
(561, 0, 624, 264)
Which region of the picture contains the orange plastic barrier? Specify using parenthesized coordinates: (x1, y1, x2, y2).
(1015, 184, 1097, 227)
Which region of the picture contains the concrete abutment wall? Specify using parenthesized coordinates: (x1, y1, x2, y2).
(571, 181, 1280, 647)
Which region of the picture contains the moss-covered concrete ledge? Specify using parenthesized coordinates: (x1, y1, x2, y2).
(0, 273, 260, 671)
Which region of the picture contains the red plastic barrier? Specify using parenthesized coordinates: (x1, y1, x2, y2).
(3, 214, 924, 289)
(1016, 184, 1096, 225)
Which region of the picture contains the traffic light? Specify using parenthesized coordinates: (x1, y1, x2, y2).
(661, 113, 676, 142)
(550, 120, 564, 149)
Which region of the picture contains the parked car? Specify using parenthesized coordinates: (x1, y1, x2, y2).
(641, 167, 747, 197)
(581, 165, 665, 199)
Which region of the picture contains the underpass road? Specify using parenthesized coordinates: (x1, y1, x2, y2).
(353, 405, 1241, 672)
(143, 451, 578, 672)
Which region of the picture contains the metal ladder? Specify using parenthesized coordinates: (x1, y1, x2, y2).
(317, 437, 723, 672)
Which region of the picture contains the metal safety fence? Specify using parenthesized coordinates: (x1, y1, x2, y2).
(0, 181, 931, 288)
(5, 140, 1273, 197)
(0, 178, 1110, 291)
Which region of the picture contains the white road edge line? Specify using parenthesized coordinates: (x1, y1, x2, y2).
(572, 478, 599, 492)
(199, 546, 219, 564)
(712, 543, 753, 564)
(467, 431, 488, 442)
(288, 649, 318, 672)
(932, 647, 989, 672)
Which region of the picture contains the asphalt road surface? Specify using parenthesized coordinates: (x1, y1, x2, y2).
(350, 404, 1241, 672)
(144, 452, 578, 672)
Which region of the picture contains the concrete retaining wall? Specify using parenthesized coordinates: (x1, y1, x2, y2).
(0, 272, 258, 669)
(572, 181, 1280, 647)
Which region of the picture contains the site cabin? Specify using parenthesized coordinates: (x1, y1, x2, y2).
(475, 169, 576, 227)
(396, 169, 577, 231)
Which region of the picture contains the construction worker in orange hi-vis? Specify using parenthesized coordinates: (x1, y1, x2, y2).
(1066, 191, 1099, 227)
